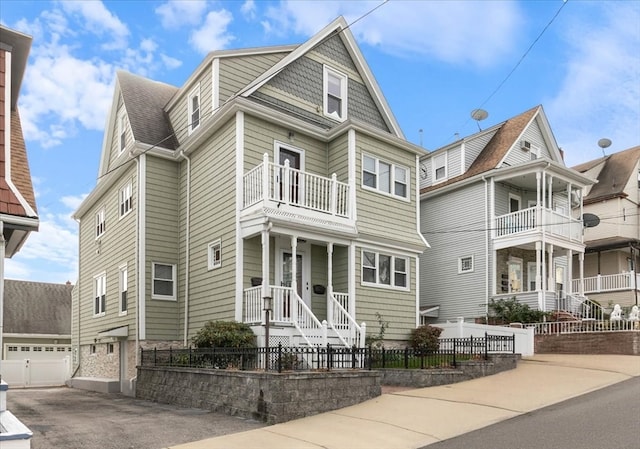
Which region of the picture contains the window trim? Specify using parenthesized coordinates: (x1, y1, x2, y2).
(119, 180, 133, 219)
(458, 255, 474, 274)
(188, 84, 201, 135)
(152, 262, 177, 301)
(323, 65, 348, 122)
(117, 110, 127, 155)
(361, 249, 409, 291)
(95, 207, 106, 239)
(119, 263, 128, 315)
(208, 239, 222, 270)
(509, 193, 521, 213)
(93, 272, 106, 317)
(361, 154, 410, 201)
(433, 152, 447, 183)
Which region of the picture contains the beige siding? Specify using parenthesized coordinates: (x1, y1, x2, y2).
(76, 166, 138, 346)
(145, 156, 181, 340)
(178, 118, 238, 338)
(327, 133, 349, 181)
(332, 246, 349, 293)
(354, 249, 417, 341)
(356, 132, 423, 246)
(310, 244, 328, 321)
(106, 94, 134, 173)
(166, 69, 213, 146)
(219, 53, 288, 103)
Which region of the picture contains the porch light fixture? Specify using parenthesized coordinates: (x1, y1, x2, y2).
(263, 296, 272, 370)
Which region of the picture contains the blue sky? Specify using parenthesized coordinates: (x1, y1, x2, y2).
(2, 0, 639, 284)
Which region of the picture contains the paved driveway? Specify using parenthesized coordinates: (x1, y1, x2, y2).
(6, 387, 265, 449)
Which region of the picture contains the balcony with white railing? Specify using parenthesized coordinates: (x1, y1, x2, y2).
(242, 154, 351, 224)
(571, 271, 640, 294)
(494, 206, 582, 242)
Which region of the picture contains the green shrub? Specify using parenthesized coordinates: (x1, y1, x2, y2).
(191, 320, 256, 349)
(410, 325, 443, 353)
(365, 312, 389, 349)
(488, 297, 549, 323)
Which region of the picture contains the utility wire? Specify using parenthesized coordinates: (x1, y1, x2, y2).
(96, 0, 390, 182)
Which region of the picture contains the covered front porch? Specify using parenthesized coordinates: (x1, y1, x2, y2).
(241, 230, 365, 348)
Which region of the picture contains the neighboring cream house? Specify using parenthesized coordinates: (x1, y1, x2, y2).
(71, 17, 428, 395)
(419, 106, 594, 323)
(571, 145, 640, 310)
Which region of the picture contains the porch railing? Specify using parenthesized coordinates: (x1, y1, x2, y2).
(242, 155, 350, 217)
(328, 291, 365, 348)
(494, 207, 581, 241)
(571, 271, 639, 294)
(528, 319, 639, 335)
(556, 293, 604, 321)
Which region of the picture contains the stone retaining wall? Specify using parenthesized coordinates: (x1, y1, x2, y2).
(136, 367, 381, 424)
(535, 331, 640, 355)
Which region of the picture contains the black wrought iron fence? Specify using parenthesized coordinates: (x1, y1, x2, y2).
(140, 333, 514, 373)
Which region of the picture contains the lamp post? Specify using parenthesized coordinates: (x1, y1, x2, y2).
(263, 296, 272, 370)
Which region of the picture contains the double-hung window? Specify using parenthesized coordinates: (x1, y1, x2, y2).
(188, 85, 201, 134)
(362, 250, 408, 289)
(362, 154, 409, 199)
(152, 263, 176, 300)
(94, 273, 106, 316)
(119, 264, 128, 314)
(95, 208, 105, 238)
(119, 181, 132, 218)
(117, 111, 127, 154)
(323, 66, 347, 121)
(208, 239, 222, 270)
(433, 153, 447, 182)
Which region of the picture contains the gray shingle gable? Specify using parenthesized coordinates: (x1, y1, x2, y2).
(3, 280, 72, 335)
(117, 71, 179, 150)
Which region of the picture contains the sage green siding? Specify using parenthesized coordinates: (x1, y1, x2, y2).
(332, 246, 349, 293)
(356, 132, 423, 246)
(166, 69, 213, 146)
(219, 52, 288, 103)
(145, 156, 180, 340)
(310, 244, 328, 321)
(327, 133, 349, 181)
(76, 166, 138, 346)
(106, 94, 133, 172)
(354, 249, 417, 341)
(178, 118, 238, 338)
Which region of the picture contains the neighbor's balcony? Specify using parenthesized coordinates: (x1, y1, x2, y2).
(494, 206, 582, 242)
(242, 154, 351, 220)
(572, 271, 640, 294)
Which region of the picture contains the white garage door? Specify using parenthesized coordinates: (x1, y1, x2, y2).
(1, 357, 71, 387)
(5, 344, 72, 360)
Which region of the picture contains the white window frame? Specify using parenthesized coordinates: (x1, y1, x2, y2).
(509, 193, 521, 213)
(119, 181, 132, 219)
(119, 264, 128, 315)
(529, 144, 540, 160)
(117, 110, 127, 155)
(152, 262, 177, 300)
(323, 65, 347, 122)
(361, 249, 409, 290)
(95, 207, 105, 239)
(458, 256, 474, 274)
(361, 154, 409, 200)
(93, 272, 106, 317)
(188, 84, 201, 135)
(208, 239, 222, 270)
(433, 153, 447, 183)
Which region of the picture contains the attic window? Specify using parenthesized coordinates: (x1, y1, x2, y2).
(117, 111, 127, 154)
(433, 153, 447, 182)
(188, 85, 201, 134)
(323, 66, 347, 121)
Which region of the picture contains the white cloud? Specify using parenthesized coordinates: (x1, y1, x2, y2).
(546, 2, 640, 167)
(190, 9, 234, 54)
(263, 0, 522, 67)
(156, 0, 208, 29)
(60, 0, 129, 50)
(241, 0, 257, 20)
(161, 53, 183, 70)
(61, 193, 88, 211)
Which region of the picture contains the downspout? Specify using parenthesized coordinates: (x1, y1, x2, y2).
(483, 177, 489, 321)
(132, 156, 140, 367)
(73, 217, 81, 373)
(178, 151, 191, 347)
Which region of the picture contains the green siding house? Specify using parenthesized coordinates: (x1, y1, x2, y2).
(71, 17, 428, 395)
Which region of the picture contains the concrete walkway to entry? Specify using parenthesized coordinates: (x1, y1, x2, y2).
(168, 354, 640, 449)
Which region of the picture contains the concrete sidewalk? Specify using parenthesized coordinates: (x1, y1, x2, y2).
(168, 354, 640, 449)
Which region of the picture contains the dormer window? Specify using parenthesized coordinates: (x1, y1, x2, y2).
(323, 66, 347, 121)
(117, 111, 127, 154)
(433, 153, 447, 182)
(188, 85, 201, 134)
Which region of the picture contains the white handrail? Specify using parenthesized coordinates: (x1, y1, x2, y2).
(328, 292, 364, 348)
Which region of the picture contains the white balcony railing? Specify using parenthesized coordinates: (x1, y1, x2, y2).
(572, 271, 640, 294)
(494, 207, 581, 241)
(243, 154, 350, 218)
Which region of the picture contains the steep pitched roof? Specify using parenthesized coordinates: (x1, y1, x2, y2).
(3, 280, 72, 335)
(421, 105, 540, 194)
(118, 71, 179, 150)
(576, 145, 640, 204)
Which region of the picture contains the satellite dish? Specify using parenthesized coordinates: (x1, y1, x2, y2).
(471, 109, 488, 131)
(598, 138, 611, 156)
(582, 213, 600, 228)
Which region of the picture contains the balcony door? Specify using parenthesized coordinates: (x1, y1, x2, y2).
(276, 144, 304, 205)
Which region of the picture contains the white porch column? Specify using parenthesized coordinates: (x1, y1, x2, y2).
(349, 242, 356, 329)
(567, 249, 573, 294)
(327, 243, 334, 325)
(262, 153, 270, 203)
(291, 235, 298, 295)
(536, 172, 542, 226)
(536, 241, 543, 309)
(547, 175, 553, 209)
(548, 244, 554, 296)
(261, 226, 270, 301)
(541, 243, 547, 310)
(579, 252, 585, 296)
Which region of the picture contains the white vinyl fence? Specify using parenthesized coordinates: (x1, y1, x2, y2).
(436, 318, 534, 356)
(1, 357, 71, 388)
